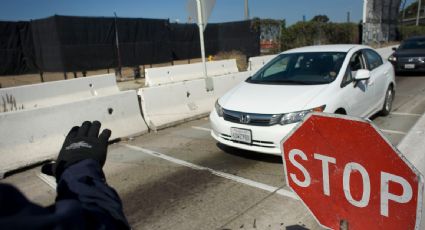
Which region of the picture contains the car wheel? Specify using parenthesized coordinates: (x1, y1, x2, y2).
(380, 86, 394, 116)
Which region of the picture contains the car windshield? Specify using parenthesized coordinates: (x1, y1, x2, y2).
(247, 52, 347, 85)
(399, 39, 425, 50)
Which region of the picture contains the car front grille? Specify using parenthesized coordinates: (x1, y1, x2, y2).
(398, 57, 423, 63)
(223, 109, 278, 126)
(219, 133, 275, 148)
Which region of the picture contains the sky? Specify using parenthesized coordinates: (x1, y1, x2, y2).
(0, 0, 410, 25)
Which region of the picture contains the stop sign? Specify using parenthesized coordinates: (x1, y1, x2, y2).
(281, 113, 424, 230)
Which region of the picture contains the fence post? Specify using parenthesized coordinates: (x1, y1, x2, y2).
(39, 72, 44, 82)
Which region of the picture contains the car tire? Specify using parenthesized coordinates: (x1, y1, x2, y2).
(380, 86, 394, 116)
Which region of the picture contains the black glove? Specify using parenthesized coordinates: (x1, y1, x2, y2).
(41, 121, 111, 180)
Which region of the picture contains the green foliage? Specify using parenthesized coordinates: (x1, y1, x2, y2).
(251, 17, 285, 32)
(281, 21, 359, 51)
(402, 0, 425, 19)
(399, 25, 425, 39)
(311, 15, 330, 23)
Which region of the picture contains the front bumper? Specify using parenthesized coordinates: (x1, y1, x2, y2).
(209, 110, 297, 155)
(391, 60, 425, 72)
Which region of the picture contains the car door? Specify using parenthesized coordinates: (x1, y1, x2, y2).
(362, 49, 387, 110)
(339, 51, 375, 117)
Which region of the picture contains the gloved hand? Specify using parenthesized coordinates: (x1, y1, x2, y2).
(41, 121, 111, 180)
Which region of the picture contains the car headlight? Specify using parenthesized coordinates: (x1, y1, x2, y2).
(215, 100, 224, 117)
(418, 57, 425, 63)
(388, 55, 397, 62)
(270, 105, 326, 125)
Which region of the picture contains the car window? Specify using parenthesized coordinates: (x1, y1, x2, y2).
(261, 56, 289, 80)
(249, 52, 346, 85)
(363, 49, 383, 70)
(342, 51, 365, 87)
(341, 66, 354, 87)
(349, 52, 365, 72)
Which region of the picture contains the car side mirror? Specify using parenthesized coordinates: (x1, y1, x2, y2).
(392, 47, 397, 51)
(354, 69, 370, 81)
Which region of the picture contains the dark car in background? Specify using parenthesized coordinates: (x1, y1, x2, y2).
(389, 36, 425, 73)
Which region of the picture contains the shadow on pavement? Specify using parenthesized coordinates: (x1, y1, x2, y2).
(216, 143, 282, 164)
(396, 72, 425, 77)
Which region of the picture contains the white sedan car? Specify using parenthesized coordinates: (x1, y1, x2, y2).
(210, 45, 396, 155)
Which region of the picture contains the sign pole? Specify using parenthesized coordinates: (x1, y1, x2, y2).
(195, 0, 213, 91)
(417, 0, 422, 26)
(114, 12, 122, 80)
(340, 220, 348, 230)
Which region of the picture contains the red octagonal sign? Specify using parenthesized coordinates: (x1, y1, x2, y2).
(281, 113, 424, 230)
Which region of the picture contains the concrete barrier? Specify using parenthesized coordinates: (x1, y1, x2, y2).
(248, 54, 277, 71)
(212, 71, 253, 100)
(140, 71, 252, 130)
(145, 59, 239, 87)
(0, 74, 118, 113)
(0, 90, 148, 177)
(139, 79, 214, 130)
(397, 112, 425, 229)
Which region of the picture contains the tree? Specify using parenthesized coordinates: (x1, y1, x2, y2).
(311, 15, 330, 23)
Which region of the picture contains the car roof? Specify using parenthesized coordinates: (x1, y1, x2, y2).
(405, 36, 425, 41)
(281, 44, 370, 54)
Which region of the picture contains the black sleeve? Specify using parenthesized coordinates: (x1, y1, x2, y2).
(0, 159, 129, 230)
(56, 159, 130, 229)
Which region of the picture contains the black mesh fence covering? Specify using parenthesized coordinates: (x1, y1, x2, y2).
(170, 20, 260, 60)
(214, 20, 260, 57)
(31, 17, 66, 72)
(170, 23, 200, 60)
(0, 21, 36, 75)
(117, 17, 172, 66)
(1, 16, 260, 75)
(54, 16, 117, 72)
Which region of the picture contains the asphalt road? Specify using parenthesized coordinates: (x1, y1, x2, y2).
(4, 74, 425, 230)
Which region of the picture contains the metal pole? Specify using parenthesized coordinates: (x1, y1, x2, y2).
(347, 11, 350, 23)
(362, 0, 368, 23)
(114, 12, 122, 79)
(417, 0, 422, 26)
(340, 219, 349, 230)
(196, 0, 213, 91)
(362, 0, 368, 44)
(244, 0, 250, 20)
(402, 0, 407, 22)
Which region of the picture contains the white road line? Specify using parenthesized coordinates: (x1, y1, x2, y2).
(380, 129, 407, 135)
(191, 126, 212, 132)
(391, 112, 422, 117)
(120, 143, 298, 200)
(37, 173, 57, 190)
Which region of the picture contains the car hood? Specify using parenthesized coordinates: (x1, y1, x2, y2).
(395, 49, 425, 57)
(219, 81, 328, 114)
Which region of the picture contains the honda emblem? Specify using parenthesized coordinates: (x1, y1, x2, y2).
(240, 114, 251, 124)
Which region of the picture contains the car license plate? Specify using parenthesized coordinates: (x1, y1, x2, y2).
(404, 64, 415, 69)
(230, 127, 252, 144)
